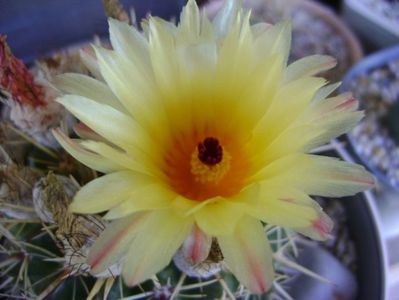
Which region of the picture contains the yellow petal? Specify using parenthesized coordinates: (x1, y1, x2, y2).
(199, 10, 214, 41)
(178, 0, 201, 43)
(57, 95, 156, 161)
(251, 153, 303, 182)
(123, 210, 193, 286)
(295, 93, 362, 150)
(53, 73, 125, 112)
(251, 125, 323, 169)
(251, 22, 272, 38)
(79, 48, 103, 81)
(247, 198, 317, 228)
(256, 154, 374, 197)
(80, 140, 155, 177)
(254, 21, 291, 65)
(311, 92, 358, 114)
(304, 108, 364, 150)
(312, 82, 341, 103)
(70, 171, 154, 214)
(223, 54, 283, 133)
(177, 43, 217, 76)
(148, 17, 180, 94)
(181, 224, 212, 264)
(194, 198, 245, 236)
(215, 9, 254, 90)
(285, 55, 337, 82)
(52, 128, 121, 173)
(212, 0, 240, 39)
(108, 18, 151, 77)
(73, 122, 109, 143)
(218, 216, 274, 294)
(295, 209, 333, 241)
(298, 155, 375, 197)
(251, 77, 326, 154)
(244, 183, 333, 237)
(103, 184, 175, 219)
(88, 212, 148, 274)
(94, 46, 163, 131)
(245, 185, 318, 228)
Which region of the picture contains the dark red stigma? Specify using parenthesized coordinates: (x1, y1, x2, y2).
(197, 137, 223, 166)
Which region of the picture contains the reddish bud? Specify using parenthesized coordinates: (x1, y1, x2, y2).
(0, 35, 46, 107)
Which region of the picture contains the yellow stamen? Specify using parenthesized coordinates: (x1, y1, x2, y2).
(190, 148, 231, 184)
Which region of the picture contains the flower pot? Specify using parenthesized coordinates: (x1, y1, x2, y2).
(340, 45, 399, 190)
(343, 0, 399, 49)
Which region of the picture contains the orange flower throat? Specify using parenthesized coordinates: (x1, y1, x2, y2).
(164, 132, 250, 201)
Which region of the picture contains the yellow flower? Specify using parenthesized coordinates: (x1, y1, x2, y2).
(53, 0, 374, 294)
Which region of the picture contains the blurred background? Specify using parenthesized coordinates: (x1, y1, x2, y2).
(1, 0, 399, 299)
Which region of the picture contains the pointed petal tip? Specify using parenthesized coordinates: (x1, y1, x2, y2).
(68, 202, 78, 213)
(334, 96, 358, 111)
(87, 213, 148, 274)
(323, 55, 337, 67)
(121, 211, 193, 289)
(312, 214, 334, 240)
(122, 272, 142, 288)
(274, 19, 292, 33)
(51, 127, 60, 137)
(182, 225, 212, 264)
(51, 127, 70, 146)
(55, 94, 78, 107)
(79, 46, 95, 59)
(55, 96, 64, 105)
(218, 217, 274, 294)
(348, 164, 375, 188)
(108, 17, 127, 30)
(68, 200, 92, 215)
(103, 209, 124, 220)
(296, 210, 333, 241)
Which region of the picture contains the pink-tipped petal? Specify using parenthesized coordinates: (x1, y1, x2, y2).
(245, 183, 333, 235)
(80, 47, 104, 81)
(300, 93, 363, 149)
(52, 128, 121, 173)
(311, 93, 359, 117)
(301, 155, 375, 197)
(123, 210, 193, 287)
(260, 154, 374, 197)
(295, 210, 333, 241)
(334, 96, 358, 111)
(218, 216, 274, 294)
(74, 122, 107, 142)
(182, 224, 212, 264)
(87, 212, 148, 274)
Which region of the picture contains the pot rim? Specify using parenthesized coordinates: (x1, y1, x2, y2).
(333, 139, 389, 300)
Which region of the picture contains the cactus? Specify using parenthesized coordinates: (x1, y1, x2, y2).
(0, 1, 366, 299)
(0, 153, 303, 299)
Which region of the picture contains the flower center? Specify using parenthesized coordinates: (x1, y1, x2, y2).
(197, 137, 222, 165)
(191, 137, 231, 184)
(163, 132, 250, 201)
